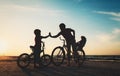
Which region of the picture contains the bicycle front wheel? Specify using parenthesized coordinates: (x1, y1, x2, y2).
(17, 53, 30, 68)
(40, 54, 51, 67)
(51, 47, 65, 66)
(76, 50, 85, 66)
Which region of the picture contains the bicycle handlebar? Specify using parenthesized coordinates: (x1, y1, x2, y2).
(59, 37, 66, 45)
(41, 41, 45, 48)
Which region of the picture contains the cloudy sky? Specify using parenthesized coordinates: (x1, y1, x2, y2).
(0, 0, 120, 56)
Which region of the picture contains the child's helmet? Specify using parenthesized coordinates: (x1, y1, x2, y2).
(34, 29, 41, 35)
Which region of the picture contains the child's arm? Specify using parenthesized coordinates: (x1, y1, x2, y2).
(49, 32, 61, 38)
(41, 34, 49, 38)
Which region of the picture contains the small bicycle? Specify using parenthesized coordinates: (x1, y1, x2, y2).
(17, 41, 51, 68)
(51, 37, 85, 66)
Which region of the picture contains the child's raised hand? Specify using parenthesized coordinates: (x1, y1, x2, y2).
(49, 32, 52, 37)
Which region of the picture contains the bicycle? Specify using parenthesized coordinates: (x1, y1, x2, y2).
(17, 41, 51, 68)
(51, 37, 85, 66)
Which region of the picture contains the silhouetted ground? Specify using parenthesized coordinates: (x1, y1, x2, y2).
(0, 56, 120, 76)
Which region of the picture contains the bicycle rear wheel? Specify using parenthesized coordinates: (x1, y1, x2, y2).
(17, 53, 30, 68)
(76, 50, 85, 66)
(51, 47, 65, 66)
(40, 54, 51, 67)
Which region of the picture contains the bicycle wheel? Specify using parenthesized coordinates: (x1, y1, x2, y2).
(51, 47, 65, 66)
(17, 53, 30, 68)
(40, 54, 51, 67)
(76, 50, 85, 66)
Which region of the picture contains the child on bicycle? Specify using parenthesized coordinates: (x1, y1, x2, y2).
(76, 36, 87, 51)
(30, 29, 49, 68)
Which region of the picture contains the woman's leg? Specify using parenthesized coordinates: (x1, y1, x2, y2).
(67, 43, 71, 66)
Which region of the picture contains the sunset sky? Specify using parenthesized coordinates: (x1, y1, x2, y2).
(0, 0, 120, 56)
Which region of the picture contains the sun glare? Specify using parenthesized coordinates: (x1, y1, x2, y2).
(0, 40, 8, 55)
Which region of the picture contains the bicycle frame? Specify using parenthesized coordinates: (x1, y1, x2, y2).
(29, 41, 45, 57)
(59, 37, 74, 56)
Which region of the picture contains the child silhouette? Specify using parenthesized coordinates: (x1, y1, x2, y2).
(76, 36, 87, 51)
(30, 29, 49, 68)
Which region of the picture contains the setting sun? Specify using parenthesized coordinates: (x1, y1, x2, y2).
(0, 40, 8, 55)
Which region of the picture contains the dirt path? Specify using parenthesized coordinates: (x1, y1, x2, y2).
(0, 60, 120, 76)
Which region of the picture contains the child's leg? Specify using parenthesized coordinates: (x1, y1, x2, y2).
(34, 54, 37, 68)
(34, 50, 39, 68)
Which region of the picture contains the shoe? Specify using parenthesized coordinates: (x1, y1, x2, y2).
(34, 65, 37, 68)
(34, 65, 40, 68)
(67, 64, 70, 66)
(66, 61, 70, 66)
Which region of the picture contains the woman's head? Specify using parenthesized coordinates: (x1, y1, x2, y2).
(59, 23, 66, 30)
